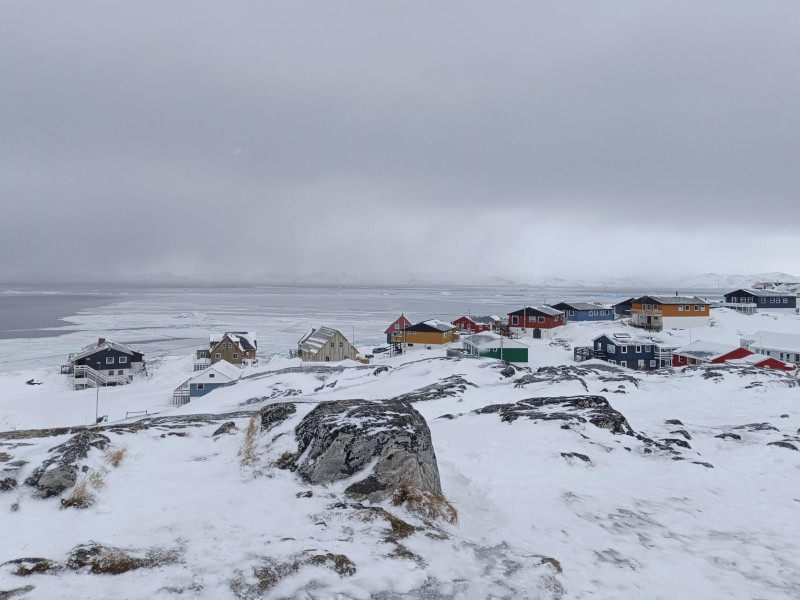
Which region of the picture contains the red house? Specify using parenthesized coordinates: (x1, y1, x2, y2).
(507, 306, 565, 339)
(452, 315, 499, 334)
(385, 314, 412, 343)
(672, 341, 752, 367)
(728, 354, 796, 371)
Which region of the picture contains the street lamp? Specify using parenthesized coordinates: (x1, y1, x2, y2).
(95, 360, 101, 424)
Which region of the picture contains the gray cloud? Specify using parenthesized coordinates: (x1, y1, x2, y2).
(2, 2, 799, 283)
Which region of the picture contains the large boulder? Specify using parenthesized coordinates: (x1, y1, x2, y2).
(25, 431, 110, 498)
(292, 400, 442, 503)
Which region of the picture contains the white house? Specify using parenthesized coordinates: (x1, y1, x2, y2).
(740, 331, 800, 365)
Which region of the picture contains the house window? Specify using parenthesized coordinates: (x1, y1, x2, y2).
(108, 370, 114, 376)
(197, 383, 204, 390)
(678, 306, 683, 312)
(650, 360, 656, 367)
(569, 310, 574, 316)
(784, 298, 789, 304)
(119, 357, 127, 364)
(620, 346, 628, 353)
(684, 305, 690, 311)
(325, 356, 331, 362)
(394, 324, 400, 329)
(209, 373, 215, 378)
(330, 341, 335, 347)
(106, 357, 114, 364)
(621, 361, 627, 368)
(595, 341, 601, 350)
(118, 370, 123, 375)
(607, 344, 615, 353)
(636, 345, 642, 353)
(645, 345, 651, 352)
(538, 317, 545, 323)
(512, 316, 519, 325)
(339, 342, 344, 347)
(232, 353, 238, 359)
(694, 305, 699, 311)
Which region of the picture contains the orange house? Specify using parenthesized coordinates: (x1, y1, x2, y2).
(630, 295, 710, 330)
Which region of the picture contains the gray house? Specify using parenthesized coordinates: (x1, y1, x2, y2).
(297, 327, 359, 362)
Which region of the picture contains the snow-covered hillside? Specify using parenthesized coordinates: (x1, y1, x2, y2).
(2, 309, 800, 598)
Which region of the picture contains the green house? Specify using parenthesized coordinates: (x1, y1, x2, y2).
(462, 333, 529, 363)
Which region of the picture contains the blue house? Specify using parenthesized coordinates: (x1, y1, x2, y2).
(549, 302, 613, 322)
(173, 360, 242, 406)
(723, 288, 796, 314)
(589, 333, 678, 370)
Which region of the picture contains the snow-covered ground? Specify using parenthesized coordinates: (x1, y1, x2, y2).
(2, 307, 800, 598)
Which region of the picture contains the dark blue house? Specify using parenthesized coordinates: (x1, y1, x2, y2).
(549, 302, 614, 322)
(723, 288, 796, 313)
(589, 333, 678, 370)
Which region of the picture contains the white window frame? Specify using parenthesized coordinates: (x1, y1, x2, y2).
(620, 346, 628, 354)
(649, 360, 656, 367)
(119, 356, 127, 364)
(106, 357, 114, 364)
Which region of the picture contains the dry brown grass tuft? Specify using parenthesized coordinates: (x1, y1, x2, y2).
(104, 447, 127, 468)
(60, 478, 96, 509)
(270, 451, 299, 471)
(240, 413, 261, 466)
(391, 485, 459, 525)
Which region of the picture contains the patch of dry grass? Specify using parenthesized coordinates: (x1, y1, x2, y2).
(104, 447, 127, 468)
(240, 413, 261, 466)
(60, 469, 107, 509)
(391, 485, 459, 525)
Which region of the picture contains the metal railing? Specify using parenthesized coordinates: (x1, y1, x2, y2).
(71, 364, 132, 389)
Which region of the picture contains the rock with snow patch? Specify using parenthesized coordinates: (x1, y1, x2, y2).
(212, 421, 238, 437)
(24, 431, 110, 498)
(289, 399, 442, 503)
(768, 441, 798, 451)
(259, 403, 296, 432)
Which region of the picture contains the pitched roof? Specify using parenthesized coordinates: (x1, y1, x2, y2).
(456, 315, 499, 325)
(210, 332, 257, 351)
(594, 332, 677, 348)
(402, 319, 456, 333)
(72, 339, 141, 362)
(741, 331, 800, 351)
(635, 295, 707, 305)
(190, 360, 242, 383)
(550, 301, 608, 312)
(384, 314, 412, 335)
(726, 288, 795, 298)
(299, 327, 347, 353)
(462, 332, 528, 350)
(508, 306, 564, 318)
(674, 340, 745, 361)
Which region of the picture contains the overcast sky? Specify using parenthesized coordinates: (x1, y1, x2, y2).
(2, 2, 799, 285)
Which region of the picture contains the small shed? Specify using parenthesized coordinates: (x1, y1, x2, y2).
(462, 333, 528, 362)
(672, 341, 752, 367)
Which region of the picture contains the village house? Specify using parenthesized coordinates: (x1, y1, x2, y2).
(629, 295, 710, 330)
(549, 302, 613, 323)
(384, 314, 412, 343)
(613, 298, 636, 319)
(452, 315, 501, 334)
(722, 289, 797, 314)
(298, 327, 359, 362)
(194, 332, 257, 371)
(507, 306, 565, 339)
(672, 341, 753, 367)
(726, 354, 795, 371)
(172, 360, 242, 406)
(740, 331, 800, 365)
(61, 338, 145, 389)
(588, 332, 677, 370)
(391, 319, 456, 348)
(461, 332, 529, 363)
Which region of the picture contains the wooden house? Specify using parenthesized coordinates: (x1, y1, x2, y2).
(462, 332, 528, 362)
(391, 320, 456, 347)
(672, 341, 752, 367)
(298, 327, 358, 362)
(195, 332, 257, 370)
(384, 314, 413, 343)
(722, 289, 797, 314)
(629, 295, 710, 330)
(591, 332, 677, 370)
(507, 306, 565, 339)
(740, 331, 800, 365)
(452, 315, 500, 334)
(549, 302, 613, 323)
(61, 338, 145, 389)
(613, 298, 636, 319)
(173, 360, 242, 406)
(727, 354, 796, 371)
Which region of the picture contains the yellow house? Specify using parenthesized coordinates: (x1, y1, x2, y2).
(391, 319, 456, 347)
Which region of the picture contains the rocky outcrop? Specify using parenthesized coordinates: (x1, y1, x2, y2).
(24, 431, 110, 498)
(289, 400, 442, 503)
(389, 376, 476, 404)
(475, 396, 636, 436)
(259, 403, 296, 432)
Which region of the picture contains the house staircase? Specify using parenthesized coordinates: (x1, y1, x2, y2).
(69, 365, 132, 390)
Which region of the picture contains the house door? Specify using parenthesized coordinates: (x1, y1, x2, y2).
(646, 316, 652, 328)
(533, 329, 542, 339)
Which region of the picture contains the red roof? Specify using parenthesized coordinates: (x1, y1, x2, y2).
(384, 314, 412, 335)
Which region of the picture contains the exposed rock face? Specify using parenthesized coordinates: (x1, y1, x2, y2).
(475, 396, 636, 436)
(291, 400, 442, 503)
(389, 376, 476, 404)
(259, 403, 296, 432)
(24, 431, 110, 498)
(212, 422, 238, 436)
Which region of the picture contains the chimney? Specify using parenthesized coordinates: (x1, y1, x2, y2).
(98, 337, 106, 346)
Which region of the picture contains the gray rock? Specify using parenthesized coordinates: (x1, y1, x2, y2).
(0, 585, 35, 600)
(0, 477, 17, 492)
(669, 429, 692, 440)
(715, 433, 742, 441)
(389, 376, 476, 403)
(734, 422, 779, 432)
(292, 400, 442, 503)
(24, 431, 110, 498)
(212, 421, 237, 437)
(768, 441, 798, 451)
(665, 419, 683, 426)
(259, 403, 296, 432)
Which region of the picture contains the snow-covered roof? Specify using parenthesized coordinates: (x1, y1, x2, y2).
(462, 332, 528, 350)
(674, 340, 741, 361)
(727, 288, 795, 298)
(299, 326, 343, 352)
(728, 354, 795, 368)
(72, 339, 140, 361)
(551, 302, 608, 311)
(421, 319, 456, 332)
(460, 315, 499, 325)
(508, 306, 564, 317)
(210, 331, 257, 351)
(595, 332, 676, 348)
(741, 331, 800, 351)
(190, 360, 242, 383)
(637, 295, 707, 305)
